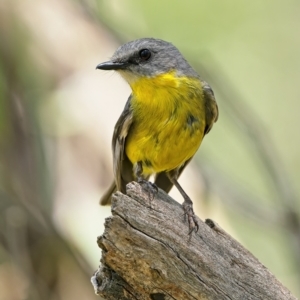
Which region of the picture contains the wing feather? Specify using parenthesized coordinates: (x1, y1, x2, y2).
(112, 95, 134, 192)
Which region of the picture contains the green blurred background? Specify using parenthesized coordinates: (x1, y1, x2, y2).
(1, 0, 299, 299)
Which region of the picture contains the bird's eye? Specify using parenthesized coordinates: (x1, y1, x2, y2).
(139, 49, 151, 61)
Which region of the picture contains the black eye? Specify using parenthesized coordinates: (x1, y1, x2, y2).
(139, 49, 151, 61)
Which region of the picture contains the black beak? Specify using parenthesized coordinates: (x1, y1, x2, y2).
(96, 61, 128, 70)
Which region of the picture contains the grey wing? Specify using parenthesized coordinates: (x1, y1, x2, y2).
(112, 95, 134, 193)
(202, 81, 219, 135)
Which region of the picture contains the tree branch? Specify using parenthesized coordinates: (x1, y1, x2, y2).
(91, 182, 296, 300)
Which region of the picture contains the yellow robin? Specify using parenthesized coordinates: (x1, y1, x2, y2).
(96, 38, 218, 232)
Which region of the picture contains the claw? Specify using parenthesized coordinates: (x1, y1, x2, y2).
(165, 173, 199, 235)
(182, 202, 199, 234)
(137, 179, 158, 205)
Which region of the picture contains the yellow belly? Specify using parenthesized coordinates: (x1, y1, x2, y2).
(124, 73, 206, 175)
(125, 117, 204, 174)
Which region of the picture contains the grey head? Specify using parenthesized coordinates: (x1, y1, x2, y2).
(96, 38, 199, 80)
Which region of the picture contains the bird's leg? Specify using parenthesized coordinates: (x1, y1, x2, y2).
(134, 162, 158, 202)
(167, 171, 199, 234)
(135, 161, 145, 183)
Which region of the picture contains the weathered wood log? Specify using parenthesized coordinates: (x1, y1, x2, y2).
(91, 182, 296, 300)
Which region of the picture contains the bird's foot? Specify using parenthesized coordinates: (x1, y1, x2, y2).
(182, 201, 199, 234)
(137, 179, 158, 205)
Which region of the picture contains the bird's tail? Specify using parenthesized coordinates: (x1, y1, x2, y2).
(99, 181, 116, 205)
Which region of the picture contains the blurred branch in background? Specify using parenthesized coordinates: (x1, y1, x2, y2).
(0, 4, 97, 300)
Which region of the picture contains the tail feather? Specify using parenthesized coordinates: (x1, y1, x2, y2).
(154, 172, 174, 193)
(100, 181, 116, 205)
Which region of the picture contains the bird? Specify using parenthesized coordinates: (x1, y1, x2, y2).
(96, 38, 218, 232)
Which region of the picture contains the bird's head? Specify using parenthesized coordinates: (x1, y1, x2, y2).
(96, 38, 197, 84)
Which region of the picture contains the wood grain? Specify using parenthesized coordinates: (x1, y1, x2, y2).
(91, 182, 296, 300)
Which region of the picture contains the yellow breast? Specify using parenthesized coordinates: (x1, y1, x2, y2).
(125, 72, 206, 175)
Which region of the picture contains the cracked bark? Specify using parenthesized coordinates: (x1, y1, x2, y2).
(91, 182, 296, 300)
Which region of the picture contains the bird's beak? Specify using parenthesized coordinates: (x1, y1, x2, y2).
(96, 61, 128, 70)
